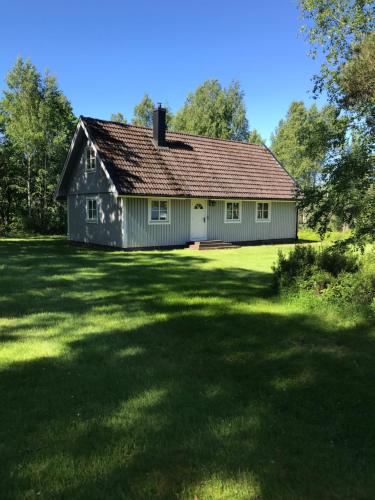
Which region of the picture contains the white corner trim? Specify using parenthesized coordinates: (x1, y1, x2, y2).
(148, 198, 171, 225)
(80, 119, 118, 195)
(55, 121, 82, 198)
(67, 197, 70, 237)
(255, 200, 272, 223)
(121, 197, 127, 248)
(224, 200, 242, 223)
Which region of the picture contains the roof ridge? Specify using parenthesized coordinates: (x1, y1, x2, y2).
(80, 115, 267, 149)
(80, 115, 152, 132)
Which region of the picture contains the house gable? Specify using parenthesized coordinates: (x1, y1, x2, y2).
(56, 119, 117, 200)
(67, 140, 114, 196)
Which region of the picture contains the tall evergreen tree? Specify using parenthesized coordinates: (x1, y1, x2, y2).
(248, 129, 264, 145)
(271, 101, 347, 187)
(132, 94, 173, 128)
(339, 31, 375, 132)
(172, 80, 249, 141)
(110, 112, 127, 124)
(298, 0, 375, 245)
(0, 58, 76, 232)
(0, 139, 22, 234)
(300, 0, 374, 101)
(0, 59, 42, 219)
(132, 94, 154, 127)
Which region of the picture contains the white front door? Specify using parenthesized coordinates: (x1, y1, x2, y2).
(190, 199, 207, 241)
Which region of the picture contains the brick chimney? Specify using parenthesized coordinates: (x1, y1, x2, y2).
(153, 104, 166, 147)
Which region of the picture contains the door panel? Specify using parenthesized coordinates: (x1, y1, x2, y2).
(190, 199, 207, 240)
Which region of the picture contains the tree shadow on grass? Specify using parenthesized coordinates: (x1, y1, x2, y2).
(0, 238, 273, 320)
(0, 238, 375, 499)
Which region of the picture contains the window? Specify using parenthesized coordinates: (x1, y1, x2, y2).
(148, 199, 170, 224)
(85, 145, 96, 172)
(225, 201, 241, 223)
(86, 197, 98, 223)
(256, 202, 271, 222)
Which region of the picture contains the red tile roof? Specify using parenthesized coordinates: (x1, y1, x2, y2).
(82, 116, 296, 200)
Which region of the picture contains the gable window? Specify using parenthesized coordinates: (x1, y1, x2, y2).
(86, 197, 98, 223)
(148, 199, 170, 224)
(85, 145, 96, 172)
(225, 201, 241, 223)
(256, 201, 271, 222)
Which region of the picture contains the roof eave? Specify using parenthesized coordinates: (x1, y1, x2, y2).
(55, 120, 83, 200)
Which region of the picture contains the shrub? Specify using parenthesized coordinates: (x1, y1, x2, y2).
(371, 298, 375, 316)
(273, 245, 375, 317)
(303, 270, 334, 295)
(317, 248, 358, 276)
(321, 272, 358, 303)
(272, 245, 358, 290)
(354, 252, 375, 307)
(272, 245, 317, 290)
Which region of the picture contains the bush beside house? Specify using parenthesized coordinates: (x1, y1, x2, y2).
(273, 245, 375, 318)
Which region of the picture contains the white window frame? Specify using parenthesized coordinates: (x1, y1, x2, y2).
(86, 196, 99, 223)
(224, 200, 242, 223)
(255, 201, 272, 223)
(85, 145, 96, 172)
(148, 198, 171, 225)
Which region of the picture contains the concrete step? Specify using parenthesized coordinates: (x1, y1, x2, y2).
(188, 240, 240, 250)
(198, 245, 241, 250)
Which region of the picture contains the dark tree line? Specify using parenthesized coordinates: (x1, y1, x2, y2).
(298, 0, 375, 246)
(0, 58, 76, 234)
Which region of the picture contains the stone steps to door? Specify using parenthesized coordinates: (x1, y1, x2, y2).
(188, 240, 240, 250)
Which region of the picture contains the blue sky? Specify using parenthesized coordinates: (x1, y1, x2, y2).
(1, 0, 325, 142)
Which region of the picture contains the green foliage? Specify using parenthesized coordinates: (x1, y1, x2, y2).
(298, 227, 351, 242)
(322, 252, 375, 308)
(271, 101, 347, 187)
(273, 244, 359, 288)
(132, 94, 173, 128)
(298, 1, 375, 246)
(248, 128, 264, 145)
(110, 112, 127, 124)
(300, 137, 374, 247)
(299, 0, 374, 97)
(0, 139, 22, 234)
(172, 80, 249, 141)
(339, 31, 375, 131)
(352, 185, 375, 244)
(0, 57, 76, 233)
(132, 94, 154, 127)
(273, 244, 374, 314)
(273, 245, 318, 289)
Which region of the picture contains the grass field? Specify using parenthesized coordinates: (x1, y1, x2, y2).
(0, 237, 374, 499)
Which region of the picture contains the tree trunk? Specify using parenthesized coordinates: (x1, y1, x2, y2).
(27, 155, 32, 219)
(43, 151, 47, 229)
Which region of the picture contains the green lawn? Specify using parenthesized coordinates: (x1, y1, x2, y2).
(0, 237, 374, 499)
